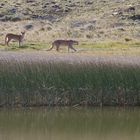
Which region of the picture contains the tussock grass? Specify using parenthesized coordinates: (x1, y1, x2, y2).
(0, 55, 140, 107)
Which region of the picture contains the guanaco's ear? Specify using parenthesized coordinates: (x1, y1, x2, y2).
(21, 31, 26, 34)
(76, 41, 79, 45)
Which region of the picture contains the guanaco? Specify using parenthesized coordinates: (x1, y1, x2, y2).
(47, 40, 78, 52)
(5, 31, 25, 47)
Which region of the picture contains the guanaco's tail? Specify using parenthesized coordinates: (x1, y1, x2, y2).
(5, 35, 8, 46)
(47, 43, 54, 51)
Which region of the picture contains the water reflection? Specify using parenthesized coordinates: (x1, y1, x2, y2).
(0, 107, 140, 140)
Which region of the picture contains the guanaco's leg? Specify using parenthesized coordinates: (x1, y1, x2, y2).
(68, 45, 70, 52)
(7, 38, 11, 47)
(69, 45, 76, 52)
(56, 45, 60, 51)
(19, 39, 23, 47)
(19, 41, 21, 47)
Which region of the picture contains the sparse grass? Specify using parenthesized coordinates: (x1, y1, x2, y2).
(0, 54, 140, 107)
(1, 41, 140, 55)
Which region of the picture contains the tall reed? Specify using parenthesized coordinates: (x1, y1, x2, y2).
(0, 58, 140, 107)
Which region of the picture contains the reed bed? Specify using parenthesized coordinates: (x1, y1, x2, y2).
(0, 52, 140, 107)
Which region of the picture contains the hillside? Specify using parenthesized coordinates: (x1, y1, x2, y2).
(0, 0, 140, 43)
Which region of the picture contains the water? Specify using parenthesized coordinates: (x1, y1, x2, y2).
(0, 107, 140, 140)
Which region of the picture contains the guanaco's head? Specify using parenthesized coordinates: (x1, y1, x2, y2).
(72, 40, 79, 45)
(21, 31, 25, 36)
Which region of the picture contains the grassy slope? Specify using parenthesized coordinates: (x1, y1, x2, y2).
(0, 0, 140, 43)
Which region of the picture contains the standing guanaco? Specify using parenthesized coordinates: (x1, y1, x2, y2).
(5, 31, 25, 47)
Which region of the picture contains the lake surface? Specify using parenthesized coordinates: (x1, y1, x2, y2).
(0, 107, 140, 140)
